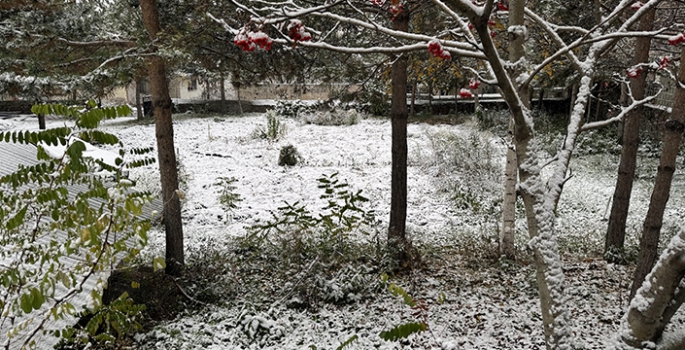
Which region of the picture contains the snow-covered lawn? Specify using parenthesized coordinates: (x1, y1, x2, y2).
(4, 111, 684, 349)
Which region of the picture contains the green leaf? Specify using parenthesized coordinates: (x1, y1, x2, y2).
(336, 334, 358, 350)
(30, 288, 44, 310)
(153, 257, 166, 272)
(20, 293, 33, 314)
(379, 322, 426, 341)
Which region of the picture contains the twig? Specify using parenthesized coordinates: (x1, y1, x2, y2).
(171, 277, 208, 306)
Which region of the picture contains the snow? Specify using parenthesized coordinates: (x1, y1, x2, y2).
(3, 111, 685, 349)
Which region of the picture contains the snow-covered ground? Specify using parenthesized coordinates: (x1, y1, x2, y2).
(3, 111, 684, 349)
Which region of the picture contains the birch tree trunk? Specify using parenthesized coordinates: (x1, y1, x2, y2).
(619, 228, 685, 348)
(631, 45, 685, 299)
(605, 8, 656, 263)
(500, 0, 528, 260)
(140, 0, 185, 277)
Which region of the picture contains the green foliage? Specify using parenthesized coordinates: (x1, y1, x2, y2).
(379, 322, 427, 341)
(0, 102, 153, 348)
(240, 173, 382, 307)
(253, 110, 287, 141)
(215, 176, 242, 212)
(58, 292, 146, 345)
(378, 274, 428, 342)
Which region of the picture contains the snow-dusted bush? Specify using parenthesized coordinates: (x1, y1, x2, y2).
(427, 130, 501, 215)
(243, 172, 383, 307)
(274, 100, 311, 118)
(252, 110, 287, 140)
(300, 108, 363, 126)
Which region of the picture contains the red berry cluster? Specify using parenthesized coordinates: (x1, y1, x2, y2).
(668, 33, 685, 45)
(459, 88, 473, 98)
(249, 31, 273, 50)
(233, 30, 272, 52)
(288, 20, 312, 42)
(469, 78, 481, 90)
(658, 56, 671, 70)
(627, 67, 642, 79)
(428, 40, 451, 60)
(497, 2, 509, 11)
(630, 2, 643, 10)
(390, 3, 403, 18)
(370, 0, 385, 5)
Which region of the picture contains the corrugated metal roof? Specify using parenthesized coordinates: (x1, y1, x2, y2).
(1, 141, 163, 350)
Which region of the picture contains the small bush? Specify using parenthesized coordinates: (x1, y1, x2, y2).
(253, 110, 287, 141)
(242, 172, 384, 307)
(278, 144, 301, 166)
(274, 100, 311, 118)
(215, 176, 242, 212)
(427, 130, 501, 215)
(301, 108, 363, 126)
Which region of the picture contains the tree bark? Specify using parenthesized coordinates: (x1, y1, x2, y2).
(135, 79, 144, 120)
(500, 0, 527, 260)
(605, 8, 655, 263)
(220, 72, 227, 114)
(388, 10, 411, 267)
(38, 113, 46, 130)
(140, 0, 185, 277)
(619, 229, 685, 348)
(631, 45, 685, 299)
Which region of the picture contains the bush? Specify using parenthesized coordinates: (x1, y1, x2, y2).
(253, 110, 287, 141)
(427, 130, 501, 215)
(300, 108, 363, 126)
(278, 144, 301, 166)
(215, 176, 242, 212)
(241, 172, 384, 307)
(274, 100, 311, 118)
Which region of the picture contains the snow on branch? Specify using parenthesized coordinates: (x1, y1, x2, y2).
(580, 85, 662, 131)
(53, 37, 136, 48)
(206, 12, 239, 35)
(428, 0, 477, 43)
(524, 8, 582, 73)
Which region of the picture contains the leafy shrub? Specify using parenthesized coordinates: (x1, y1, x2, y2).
(274, 100, 311, 118)
(301, 108, 363, 126)
(242, 172, 383, 307)
(0, 101, 154, 348)
(58, 292, 146, 346)
(253, 110, 287, 140)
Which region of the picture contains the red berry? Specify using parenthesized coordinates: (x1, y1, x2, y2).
(459, 89, 473, 98)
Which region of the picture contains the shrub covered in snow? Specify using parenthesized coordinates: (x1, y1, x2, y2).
(300, 108, 363, 126)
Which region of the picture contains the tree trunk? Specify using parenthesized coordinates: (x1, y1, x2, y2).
(410, 79, 416, 117)
(220, 73, 227, 114)
(135, 79, 144, 120)
(631, 45, 685, 299)
(38, 113, 46, 130)
(501, 118, 517, 259)
(500, 0, 528, 260)
(140, 0, 185, 277)
(619, 228, 685, 348)
(605, 8, 655, 263)
(388, 10, 411, 267)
